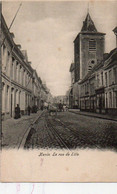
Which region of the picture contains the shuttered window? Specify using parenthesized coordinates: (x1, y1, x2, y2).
(89, 39, 96, 51)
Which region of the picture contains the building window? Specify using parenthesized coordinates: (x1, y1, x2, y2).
(89, 39, 96, 52)
(85, 84, 87, 94)
(97, 74, 99, 87)
(87, 83, 89, 93)
(109, 70, 112, 86)
(22, 70, 25, 86)
(115, 92, 117, 108)
(105, 72, 108, 87)
(6, 51, 10, 73)
(114, 67, 117, 84)
(102, 93, 105, 108)
(101, 72, 103, 86)
(11, 57, 15, 80)
(105, 93, 108, 108)
(109, 92, 112, 108)
(6, 85, 10, 112)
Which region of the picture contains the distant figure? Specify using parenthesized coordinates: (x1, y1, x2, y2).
(48, 104, 57, 116)
(59, 102, 63, 112)
(14, 104, 20, 119)
(32, 105, 38, 113)
(27, 105, 31, 116)
(63, 105, 67, 112)
(99, 98, 102, 114)
(41, 105, 43, 111)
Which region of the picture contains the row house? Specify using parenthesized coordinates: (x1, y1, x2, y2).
(32, 70, 42, 108)
(79, 61, 104, 113)
(65, 90, 70, 106)
(79, 47, 117, 114)
(104, 48, 117, 114)
(41, 83, 52, 104)
(39, 83, 50, 108)
(1, 14, 51, 119)
(69, 63, 79, 108)
(69, 12, 117, 115)
(69, 12, 105, 109)
(69, 63, 75, 108)
(1, 15, 34, 119)
(46, 90, 53, 104)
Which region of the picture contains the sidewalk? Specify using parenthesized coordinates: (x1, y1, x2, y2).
(2, 110, 43, 149)
(69, 109, 117, 122)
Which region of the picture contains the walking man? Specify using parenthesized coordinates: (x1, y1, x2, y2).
(14, 104, 21, 119)
(27, 105, 31, 116)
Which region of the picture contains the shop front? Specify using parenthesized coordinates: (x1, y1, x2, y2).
(95, 87, 105, 114)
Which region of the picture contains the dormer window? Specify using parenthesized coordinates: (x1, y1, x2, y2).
(89, 39, 96, 52)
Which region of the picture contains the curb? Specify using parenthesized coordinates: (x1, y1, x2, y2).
(18, 110, 45, 149)
(69, 110, 117, 122)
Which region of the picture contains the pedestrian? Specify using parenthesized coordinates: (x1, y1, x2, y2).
(41, 105, 43, 111)
(59, 102, 63, 112)
(63, 105, 66, 112)
(99, 98, 102, 114)
(27, 105, 31, 116)
(14, 104, 21, 119)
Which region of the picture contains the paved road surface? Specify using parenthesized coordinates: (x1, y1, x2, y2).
(2, 112, 42, 149)
(25, 111, 117, 151)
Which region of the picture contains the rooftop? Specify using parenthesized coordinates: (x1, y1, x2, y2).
(81, 13, 97, 32)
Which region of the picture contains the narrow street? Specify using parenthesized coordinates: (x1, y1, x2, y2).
(25, 111, 117, 151)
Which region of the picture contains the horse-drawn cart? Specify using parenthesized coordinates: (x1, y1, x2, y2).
(48, 105, 57, 116)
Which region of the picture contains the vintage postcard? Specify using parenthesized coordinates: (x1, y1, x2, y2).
(1, 0, 117, 182)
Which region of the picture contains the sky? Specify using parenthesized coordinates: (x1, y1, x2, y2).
(2, 1, 117, 96)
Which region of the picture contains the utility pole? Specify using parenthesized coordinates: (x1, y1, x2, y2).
(9, 3, 22, 31)
(1, 3, 22, 47)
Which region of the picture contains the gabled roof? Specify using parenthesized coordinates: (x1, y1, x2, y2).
(74, 13, 105, 42)
(104, 48, 117, 61)
(104, 48, 117, 69)
(81, 13, 97, 32)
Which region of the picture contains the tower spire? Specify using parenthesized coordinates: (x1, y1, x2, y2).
(81, 12, 97, 32)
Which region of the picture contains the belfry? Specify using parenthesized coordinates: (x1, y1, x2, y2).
(74, 13, 106, 81)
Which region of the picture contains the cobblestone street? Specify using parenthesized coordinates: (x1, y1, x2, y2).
(25, 111, 117, 151)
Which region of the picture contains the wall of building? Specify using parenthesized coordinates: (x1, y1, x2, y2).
(80, 34, 105, 80)
(1, 15, 52, 120)
(69, 12, 117, 114)
(74, 35, 80, 82)
(79, 49, 117, 114)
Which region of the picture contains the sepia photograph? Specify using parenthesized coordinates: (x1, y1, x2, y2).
(1, 0, 117, 182)
(1, 0, 117, 150)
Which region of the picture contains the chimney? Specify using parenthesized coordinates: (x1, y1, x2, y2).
(113, 27, 117, 48)
(16, 44, 21, 49)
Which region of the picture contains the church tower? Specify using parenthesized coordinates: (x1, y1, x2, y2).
(74, 13, 105, 82)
